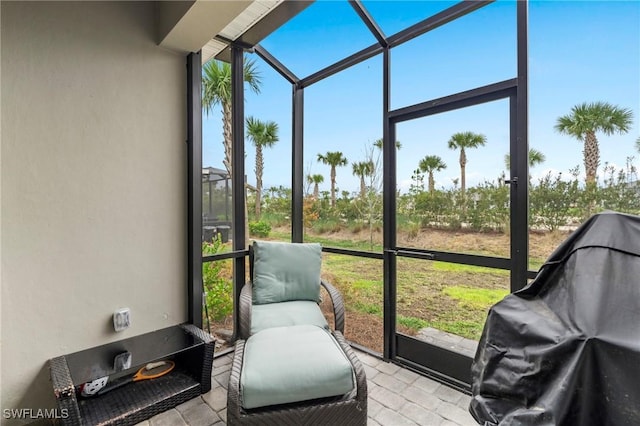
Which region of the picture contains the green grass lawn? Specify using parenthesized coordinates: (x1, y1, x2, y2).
(261, 228, 546, 341)
(321, 253, 511, 341)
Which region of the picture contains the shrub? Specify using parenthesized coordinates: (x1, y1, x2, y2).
(466, 181, 509, 232)
(303, 197, 320, 229)
(414, 190, 455, 229)
(249, 220, 271, 237)
(202, 237, 232, 322)
(530, 171, 579, 231)
(260, 212, 289, 228)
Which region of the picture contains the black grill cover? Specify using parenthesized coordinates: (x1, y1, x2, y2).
(470, 212, 640, 426)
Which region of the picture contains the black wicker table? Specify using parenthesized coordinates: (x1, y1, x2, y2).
(50, 324, 214, 426)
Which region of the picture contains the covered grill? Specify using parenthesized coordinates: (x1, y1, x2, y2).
(471, 211, 640, 426)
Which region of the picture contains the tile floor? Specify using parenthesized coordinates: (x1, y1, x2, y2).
(135, 347, 478, 426)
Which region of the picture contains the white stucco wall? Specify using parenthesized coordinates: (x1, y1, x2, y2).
(1, 1, 187, 417)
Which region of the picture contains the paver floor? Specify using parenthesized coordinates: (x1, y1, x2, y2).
(136, 348, 478, 426)
(415, 327, 479, 358)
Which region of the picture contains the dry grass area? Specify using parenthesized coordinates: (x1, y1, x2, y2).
(318, 226, 568, 262)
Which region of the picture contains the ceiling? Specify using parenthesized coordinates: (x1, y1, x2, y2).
(201, 0, 282, 64)
(157, 0, 311, 65)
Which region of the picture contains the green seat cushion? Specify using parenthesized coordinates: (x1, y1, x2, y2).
(240, 325, 355, 410)
(250, 300, 329, 335)
(252, 241, 322, 304)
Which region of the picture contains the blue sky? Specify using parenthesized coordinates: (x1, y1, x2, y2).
(203, 0, 640, 194)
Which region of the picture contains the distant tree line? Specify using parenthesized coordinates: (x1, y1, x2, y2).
(200, 57, 638, 237)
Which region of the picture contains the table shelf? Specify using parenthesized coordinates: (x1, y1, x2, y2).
(50, 324, 214, 426)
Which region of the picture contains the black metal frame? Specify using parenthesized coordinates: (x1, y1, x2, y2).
(192, 0, 531, 387)
(382, 46, 395, 360)
(512, 0, 530, 291)
(230, 46, 247, 338)
(292, 84, 304, 243)
(387, 80, 519, 389)
(187, 52, 203, 328)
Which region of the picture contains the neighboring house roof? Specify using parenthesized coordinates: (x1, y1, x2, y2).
(202, 167, 229, 182)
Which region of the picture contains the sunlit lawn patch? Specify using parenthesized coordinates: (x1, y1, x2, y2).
(323, 254, 511, 341)
(444, 286, 509, 309)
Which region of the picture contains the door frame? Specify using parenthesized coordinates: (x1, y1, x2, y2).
(382, 1, 528, 387)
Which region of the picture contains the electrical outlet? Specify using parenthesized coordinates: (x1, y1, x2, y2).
(113, 308, 131, 332)
(113, 351, 132, 371)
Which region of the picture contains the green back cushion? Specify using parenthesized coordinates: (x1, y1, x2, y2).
(241, 325, 355, 409)
(251, 300, 329, 335)
(252, 241, 322, 304)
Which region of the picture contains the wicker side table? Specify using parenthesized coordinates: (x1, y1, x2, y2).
(50, 324, 214, 426)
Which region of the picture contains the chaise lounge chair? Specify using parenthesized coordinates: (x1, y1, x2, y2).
(227, 241, 367, 425)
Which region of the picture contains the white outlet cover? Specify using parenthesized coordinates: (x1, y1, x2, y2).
(114, 351, 133, 371)
(113, 308, 131, 332)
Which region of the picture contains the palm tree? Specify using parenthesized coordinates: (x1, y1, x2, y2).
(267, 186, 278, 200)
(352, 161, 374, 198)
(306, 174, 324, 199)
(635, 136, 640, 155)
(246, 116, 279, 219)
(418, 155, 447, 194)
(555, 102, 633, 185)
(202, 58, 262, 175)
(447, 131, 487, 195)
(317, 151, 348, 208)
(203, 59, 261, 248)
(374, 138, 402, 150)
(504, 148, 546, 170)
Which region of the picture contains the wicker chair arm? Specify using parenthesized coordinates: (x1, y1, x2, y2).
(320, 280, 345, 334)
(227, 339, 246, 423)
(333, 331, 367, 406)
(239, 282, 253, 340)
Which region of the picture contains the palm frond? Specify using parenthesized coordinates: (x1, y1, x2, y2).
(246, 116, 279, 147)
(318, 151, 348, 167)
(447, 131, 487, 150)
(418, 155, 447, 173)
(555, 101, 633, 138)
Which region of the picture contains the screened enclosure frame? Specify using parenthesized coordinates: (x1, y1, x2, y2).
(188, 0, 531, 389)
